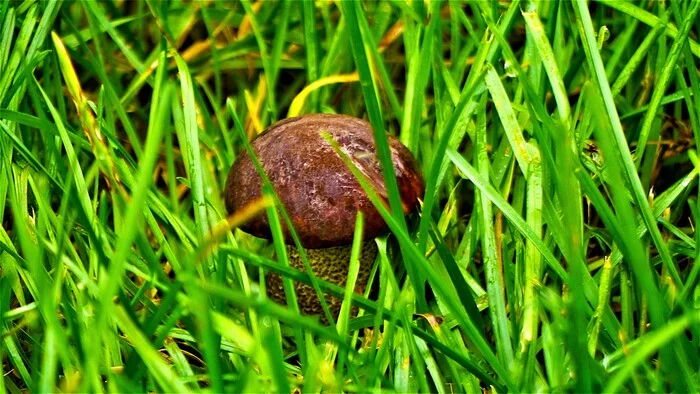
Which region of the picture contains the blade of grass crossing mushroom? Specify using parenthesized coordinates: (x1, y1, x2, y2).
(262, 183, 307, 365)
(337, 212, 364, 337)
(324, 132, 516, 391)
(221, 244, 402, 340)
(226, 99, 336, 327)
(194, 197, 275, 264)
(195, 279, 356, 353)
(210, 244, 508, 390)
(341, 0, 423, 310)
(261, 185, 308, 365)
(331, 213, 364, 380)
(341, 0, 408, 234)
(262, 187, 292, 298)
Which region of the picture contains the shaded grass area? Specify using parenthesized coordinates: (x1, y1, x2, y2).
(1, 0, 700, 392)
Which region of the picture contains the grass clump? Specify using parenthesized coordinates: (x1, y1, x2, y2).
(1, 1, 700, 392)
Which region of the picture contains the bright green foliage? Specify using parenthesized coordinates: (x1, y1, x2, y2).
(1, 1, 699, 392)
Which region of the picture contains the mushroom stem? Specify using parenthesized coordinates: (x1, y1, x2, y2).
(265, 241, 378, 322)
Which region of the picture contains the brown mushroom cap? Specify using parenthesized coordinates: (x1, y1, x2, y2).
(225, 114, 424, 249)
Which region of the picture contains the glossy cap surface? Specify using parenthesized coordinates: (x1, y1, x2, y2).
(225, 114, 424, 248)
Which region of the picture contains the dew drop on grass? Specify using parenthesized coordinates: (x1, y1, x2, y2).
(504, 60, 517, 78)
(262, 316, 273, 327)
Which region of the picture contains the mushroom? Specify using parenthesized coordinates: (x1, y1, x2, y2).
(225, 114, 424, 320)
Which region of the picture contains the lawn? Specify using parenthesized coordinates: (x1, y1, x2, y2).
(1, 0, 700, 392)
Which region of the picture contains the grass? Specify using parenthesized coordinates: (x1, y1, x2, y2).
(1, 0, 700, 392)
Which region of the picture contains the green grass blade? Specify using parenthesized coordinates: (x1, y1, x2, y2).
(475, 104, 513, 366)
(572, 0, 683, 295)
